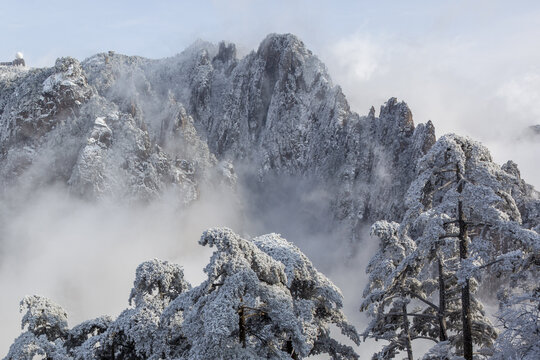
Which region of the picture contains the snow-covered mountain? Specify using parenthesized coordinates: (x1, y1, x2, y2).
(1, 33, 539, 359)
(3, 33, 536, 239)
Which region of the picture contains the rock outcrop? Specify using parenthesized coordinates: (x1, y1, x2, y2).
(0, 33, 537, 238)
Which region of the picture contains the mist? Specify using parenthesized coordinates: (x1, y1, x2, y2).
(0, 165, 382, 357)
(1, 2, 538, 358)
(318, 23, 540, 188)
(3, 1, 538, 183)
(0, 182, 245, 354)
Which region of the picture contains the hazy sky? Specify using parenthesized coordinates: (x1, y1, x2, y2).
(1, 0, 539, 187)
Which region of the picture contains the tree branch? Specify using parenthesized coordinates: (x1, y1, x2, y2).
(385, 312, 439, 320)
(411, 336, 439, 343)
(436, 180, 455, 192)
(443, 220, 460, 225)
(440, 234, 460, 239)
(476, 258, 504, 271)
(407, 291, 441, 313)
(434, 168, 458, 174)
(244, 312, 266, 319)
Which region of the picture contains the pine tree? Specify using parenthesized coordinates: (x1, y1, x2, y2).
(160, 228, 360, 359)
(492, 248, 539, 359)
(402, 134, 538, 358)
(4, 295, 70, 360)
(253, 232, 360, 359)
(88, 259, 191, 360)
(360, 220, 421, 360)
(5, 229, 359, 359)
(362, 134, 539, 359)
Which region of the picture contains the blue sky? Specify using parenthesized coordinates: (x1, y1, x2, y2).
(1, 0, 539, 185)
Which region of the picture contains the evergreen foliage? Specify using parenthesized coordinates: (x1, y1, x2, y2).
(5, 229, 359, 360)
(361, 134, 539, 359)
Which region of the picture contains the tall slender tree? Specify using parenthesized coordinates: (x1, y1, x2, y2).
(363, 134, 538, 359)
(361, 220, 424, 360)
(403, 134, 538, 358)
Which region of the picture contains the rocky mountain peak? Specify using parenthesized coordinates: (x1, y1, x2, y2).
(0, 33, 537, 237)
(257, 33, 307, 60)
(378, 97, 415, 137)
(213, 41, 237, 65)
(0, 56, 92, 150)
(502, 160, 521, 179)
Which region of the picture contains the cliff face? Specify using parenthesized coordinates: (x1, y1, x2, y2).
(0, 34, 537, 236)
(0, 56, 221, 203)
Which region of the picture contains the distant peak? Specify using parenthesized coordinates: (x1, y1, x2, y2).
(183, 38, 217, 55)
(257, 33, 306, 56)
(379, 98, 414, 133)
(502, 160, 521, 179)
(368, 106, 376, 118)
(54, 56, 80, 69)
(213, 41, 237, 63)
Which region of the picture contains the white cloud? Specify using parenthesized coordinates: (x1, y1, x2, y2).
(496, 73, 540, 122)
(320, 30, 540, 188)
(330, 35, 381, 81)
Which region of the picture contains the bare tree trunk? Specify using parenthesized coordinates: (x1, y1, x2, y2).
(438, 258, 448, 342)
(402, 303, 414, 360)
(285, 339, 298, 360)
(239, 299, 246, 348)
(457, 168, 473, 360)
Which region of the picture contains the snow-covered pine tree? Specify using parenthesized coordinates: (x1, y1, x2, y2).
(362, 134, 539, 359)
(253, 232, 360, 359)
(85, 259, 191, 359)
(160, 228, 360, 359)
(361, 184, 493, 359)
(4, 259, 191, 360)
(401, 134, 538, 359)
(492, 243, 539, 359)
(4, 229, 359, 359)
(492, 282, 540, 359)
(360, 220, 423, 360)
(400, 167, 496, 359)
(361, 218, 462, 360)
(4, 295, 70, 360)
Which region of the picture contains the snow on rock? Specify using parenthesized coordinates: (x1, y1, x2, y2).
(0, 33, 537, 234)
(74, 33, 438, 232)
(1, 32, 539, 360)
(0, 53, 224, 202)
